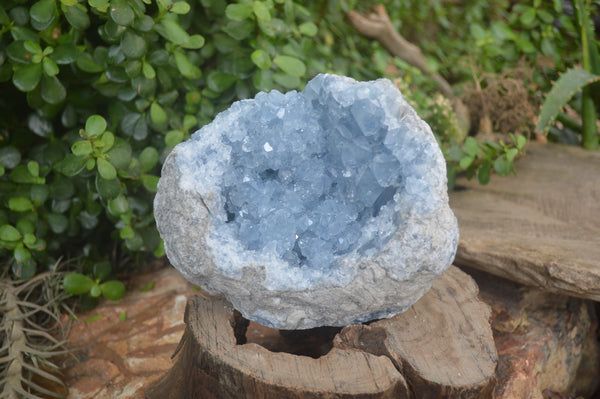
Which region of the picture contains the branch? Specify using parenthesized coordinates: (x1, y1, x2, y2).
(348, 4, 454, 100)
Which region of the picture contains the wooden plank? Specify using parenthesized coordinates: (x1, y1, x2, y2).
(450, 142, 600, 301)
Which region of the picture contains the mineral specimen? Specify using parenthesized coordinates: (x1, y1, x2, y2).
(154, 74, 458, 329)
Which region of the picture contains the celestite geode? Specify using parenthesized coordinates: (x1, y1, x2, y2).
(154, 74, 458, 329)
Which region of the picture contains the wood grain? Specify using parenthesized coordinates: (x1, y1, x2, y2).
(146, 266, 497, 398)
(450, 142, 600, 301)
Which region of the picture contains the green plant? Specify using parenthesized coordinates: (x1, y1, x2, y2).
(537, 0, 600, 150)
(63, 261, 125, 306)
(0, 0, 566, 293)
(445, 134, 527, 188)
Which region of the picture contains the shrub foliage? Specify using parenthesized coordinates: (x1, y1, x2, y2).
(0, 0, 569, 281)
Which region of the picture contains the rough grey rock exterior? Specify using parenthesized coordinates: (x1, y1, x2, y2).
(154, 74, 458, 329)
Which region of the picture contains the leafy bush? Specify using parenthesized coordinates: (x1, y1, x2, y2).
(0, 0, 400, 282)
(0, 0, 561, 286)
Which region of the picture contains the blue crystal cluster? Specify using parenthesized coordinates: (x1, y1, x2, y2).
(176, 74, 445, 275)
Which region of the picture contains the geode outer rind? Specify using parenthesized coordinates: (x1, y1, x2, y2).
(154, 74, 458, 329)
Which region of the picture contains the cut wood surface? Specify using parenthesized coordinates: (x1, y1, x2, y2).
(146, 266, 497, 398)
(450, 142, 600, 301)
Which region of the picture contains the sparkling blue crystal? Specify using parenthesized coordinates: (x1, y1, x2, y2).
(174, 73, 448, 280)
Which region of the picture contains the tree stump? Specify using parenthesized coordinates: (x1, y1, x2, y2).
(146, 266, 497, 398)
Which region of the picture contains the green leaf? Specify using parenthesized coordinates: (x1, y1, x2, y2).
(72, 140, 93, 156)
(536, 67, 600, 133)
(30, 184, 49, 205)
(140, 281, 155, 292)
(0, 147, 21, 168)
(520, 7, 536, 26)
(13, 63, 43, 92)
(494, 155, 512, 176)
(63, 273, 94, 295)
(477, 163, 492, 185)
(182, 34, 205, 49)
(173, 51, 202, 79)
(7, 41, 31, 64)
(150, 102, 168, 125)
(27, 160, 39, 177)
(22, 233, 36, 247)
(17, 220, 35, 235)
(11, 26, 39, 42)
(516, 135, 527, 150)
(121, 31, 147, 59)
(505, 148, 519, 163)
(107, 139, 133, 168)
(108, 194, 129, 215)
(30, 0, 57, 28)
(42, 57, 59, 76)
(93, 261, 112, 281)
(46, 213, 68, 233)
(90, 283, 102, 297)
(24, 40, 42, 57)
(459, 155, 474, 169)
(0, 225, 21, 241)
(96, 175, 121, 199)
(14, 244, 31, 263)
(299, 21, 318, 37)
(160, 18, 190, 45)
(225, 3, 253, 21)
(0, 5, 9, 25)
(76, 53, 104, 73)
(207, 71, 237, 92)
(120, 113, 148, 140)
(56, 154, 87, 176)
(183, 115, 197, 130)
(89, 0, 109, 7)
(12, 259, 36, 280)
(464, 137, 479, 157)
(99, 131, 115, 152)
(139, 147, 159, 172)
(170, 1, 190, 14)
(141, 174, 159, 191)
(125, 234, 143, 250)
(251, 49, 271, 70)
(100, 280, 126, 300)
(64, 4, 90, 30)
(9, 165, 43, 184)
(110, 0, 134, 26)
(119, 311, 127, 321)
(86, 115, 107, 137)
(142, 61, 155, 79)
(273, 72, 299, 89)
(9, 197, 33, 212)
(165, 130, 184, 147)
(97, 157, 117, 179)
(273, 55, 306, 77)
(253, 1, 270, 22)
(85, 314, 103, 323)
(120, 225, 135, 239)
(41, 74, 67, 104)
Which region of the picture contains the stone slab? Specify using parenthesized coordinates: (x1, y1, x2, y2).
(450, 142, 600, 301)
(59, 265, 198, 398)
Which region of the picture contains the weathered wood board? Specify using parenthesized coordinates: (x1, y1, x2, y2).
(146, 266, 497, 398)
(450, 142, 600, 301)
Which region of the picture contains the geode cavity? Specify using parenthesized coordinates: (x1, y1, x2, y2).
(154, 74, 458, 329)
